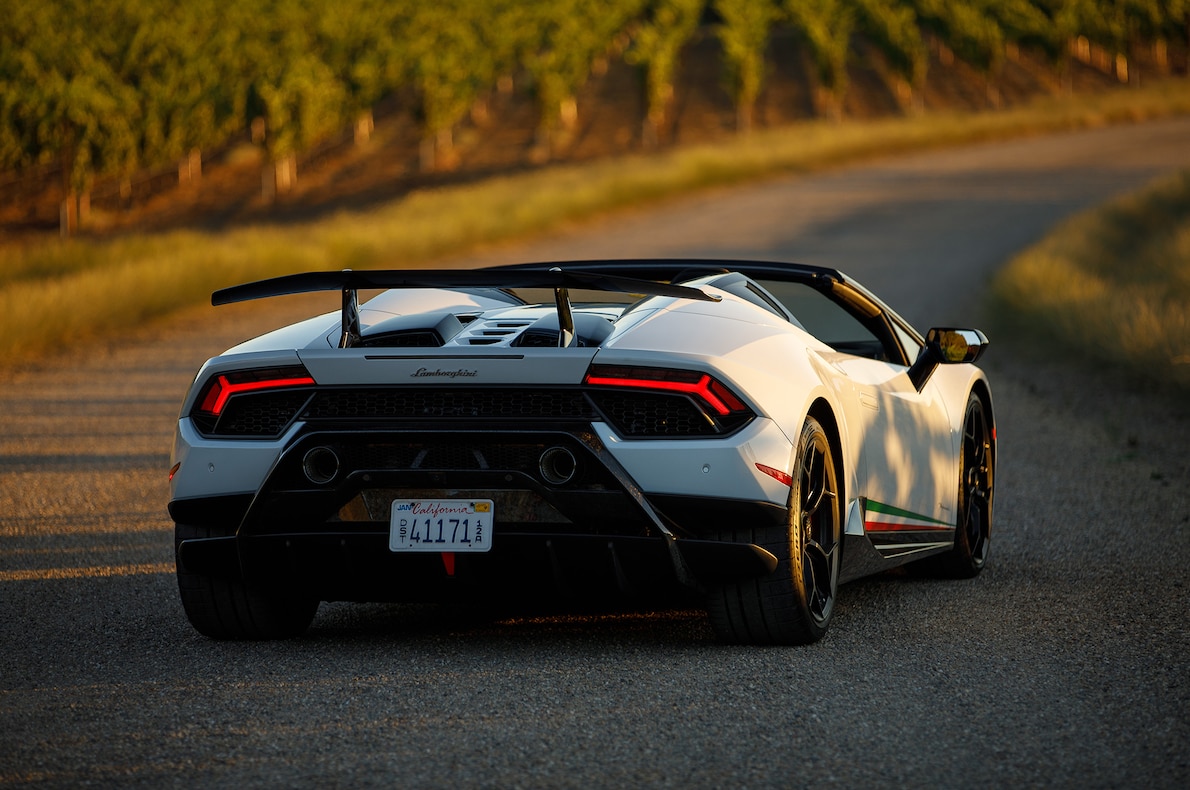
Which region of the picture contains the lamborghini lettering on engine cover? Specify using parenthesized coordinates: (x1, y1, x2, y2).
(411, 367, 478, 379)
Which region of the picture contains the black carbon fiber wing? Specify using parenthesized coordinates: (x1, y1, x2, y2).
(211, 266, 719, 349)
(211, 267, 719, 306)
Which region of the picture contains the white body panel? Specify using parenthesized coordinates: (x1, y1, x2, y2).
(828, 355, 958, 526)
(593, 418, 795, 505)
(171, 418, 300, 500)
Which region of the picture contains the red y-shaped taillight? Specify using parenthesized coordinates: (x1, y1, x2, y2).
(584, 365, 750, 418)
(195, 366, 316, 417)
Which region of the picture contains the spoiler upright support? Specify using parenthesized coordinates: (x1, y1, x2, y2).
(339, 270, 361, 348)
(549, 267, 576, 348)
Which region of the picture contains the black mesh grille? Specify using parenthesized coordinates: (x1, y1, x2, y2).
(303, 389, 596, 421)
(589, 392, 752, 437)
(213, 391, 313, 436)
(590, 391, 714, 436)
(353, 442, 552, 472)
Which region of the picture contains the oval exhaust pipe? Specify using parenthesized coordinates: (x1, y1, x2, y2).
(539, 446, 577, 485)
(302, 446, 340, 485)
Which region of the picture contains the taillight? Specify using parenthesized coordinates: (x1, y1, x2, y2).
(584, 364, 753, 438)
(196, 366, 316, 417)
(190, 365, 316, 437)
(585, 365, 747, 416)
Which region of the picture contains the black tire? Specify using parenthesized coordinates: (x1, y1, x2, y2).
(175, 523, 318, 640)
(707, 416, 842, 645)
(912, 391, 994, 578)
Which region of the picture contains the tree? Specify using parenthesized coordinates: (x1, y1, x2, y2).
(121, 0, 246, 189)
(987, 0, 1060, 57)
(627, 0, 705, 147)
(521, 0, 646, 158)
(910, 0, 1005, 106)
(483, 0, 546, 95)
(407, 1, 494, 171)
(852, 0, 928, 112)
(1109, 0, 1183, 82)
(0, 0, 140, 235)
(714, 0, 778, 132)
(314, 0, 411, 146)
(250, 0, 347, 198)
(781, 0, 856, 119)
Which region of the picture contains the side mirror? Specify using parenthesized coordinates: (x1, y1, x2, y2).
(928, 328, 989, 364)
(907, 328, 989, 391)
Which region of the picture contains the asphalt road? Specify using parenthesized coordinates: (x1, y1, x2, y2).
(2, 117, 1189, 788)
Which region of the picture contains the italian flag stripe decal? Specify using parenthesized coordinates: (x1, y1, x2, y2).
(865, 500, 953, 532)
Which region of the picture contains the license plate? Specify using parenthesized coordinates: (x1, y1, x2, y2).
(389, 499, 494, 553)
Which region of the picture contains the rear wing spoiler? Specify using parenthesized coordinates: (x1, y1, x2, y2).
(211, 266, 720, 349)
(487, 258, 843, 284)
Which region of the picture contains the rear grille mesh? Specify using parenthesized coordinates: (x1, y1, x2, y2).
(211, 391, 313, 436)
(353, 441, 565, 474)
(590, 391, 715, 436)
(303, 389, 597, 421)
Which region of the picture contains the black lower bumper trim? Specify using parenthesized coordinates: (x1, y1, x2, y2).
(677, 539, 777, 583)
(176, 531, 777, 601)
(168, 494, 254, 527)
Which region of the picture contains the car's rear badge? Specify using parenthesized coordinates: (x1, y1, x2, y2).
(410, 367, 478, 379)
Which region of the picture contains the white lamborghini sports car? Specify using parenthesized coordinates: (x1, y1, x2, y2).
(169, 260, 994, 644)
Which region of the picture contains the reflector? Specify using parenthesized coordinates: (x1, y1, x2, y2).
(755, 463, 793, 487)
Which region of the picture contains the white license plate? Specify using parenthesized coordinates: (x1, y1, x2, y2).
(389, 499, 494, 553)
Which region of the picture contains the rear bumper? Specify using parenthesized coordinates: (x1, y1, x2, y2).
(170, 424, 787, 601)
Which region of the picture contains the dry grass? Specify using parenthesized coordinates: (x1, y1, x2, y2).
(3, 79, 1190, 369)
(992, 168, 1190, 391)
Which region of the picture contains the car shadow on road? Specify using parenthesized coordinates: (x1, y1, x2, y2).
(304, 600, 718, 647)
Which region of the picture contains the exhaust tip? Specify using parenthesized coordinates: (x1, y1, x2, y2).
(302, 446, 340, 485)
(539, 446, 577, 485)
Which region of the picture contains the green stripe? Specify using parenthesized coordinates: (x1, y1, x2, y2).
(865, 499, 952, 526)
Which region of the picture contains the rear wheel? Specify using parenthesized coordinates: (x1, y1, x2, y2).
(912, 392, 993, 578)
(707, 417, 841, 645)
(175, 523, 318, 640)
